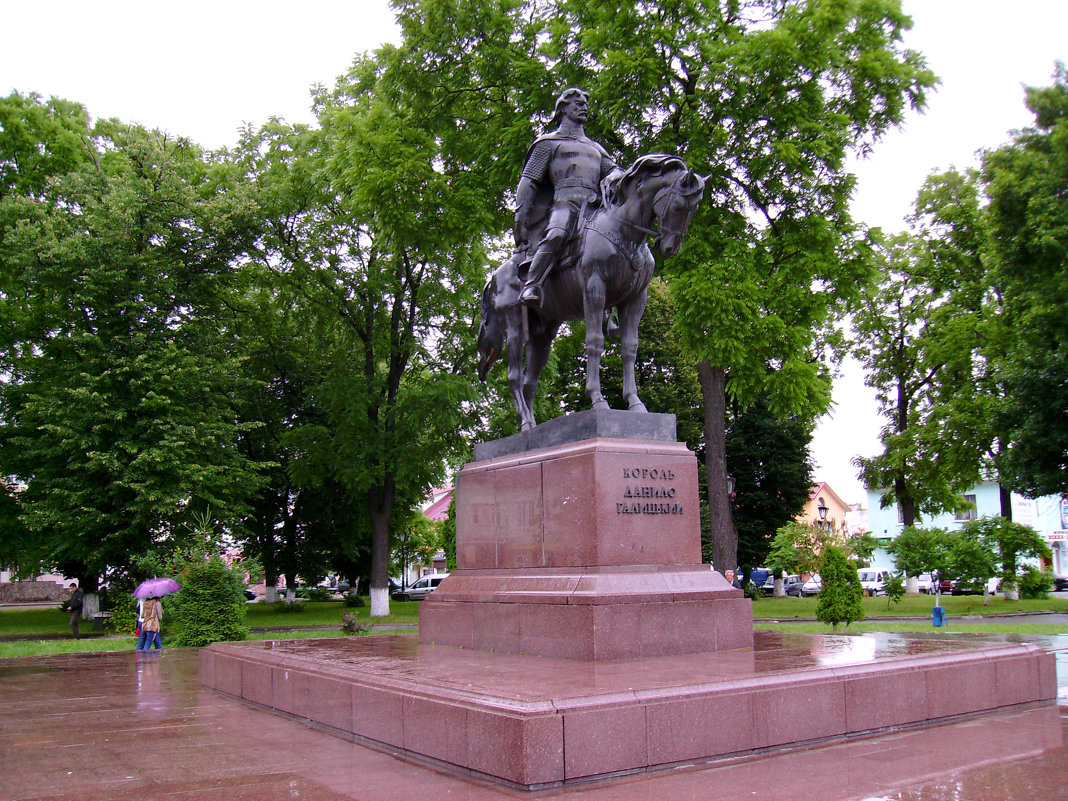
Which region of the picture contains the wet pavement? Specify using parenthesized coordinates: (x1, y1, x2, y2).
(1, 636, 1066, 801)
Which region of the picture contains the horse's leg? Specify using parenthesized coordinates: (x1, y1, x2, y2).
(522, 322, 559, 418)
(619, 288, 649, 412)
(506, 307, 536, 431)
(583, 268, 610, 409)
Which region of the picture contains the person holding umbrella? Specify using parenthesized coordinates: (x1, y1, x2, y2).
(133, 577, 179, 651)
(137, 596, 163, 650)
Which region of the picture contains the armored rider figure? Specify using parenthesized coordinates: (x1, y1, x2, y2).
(515, 88, 620, 307)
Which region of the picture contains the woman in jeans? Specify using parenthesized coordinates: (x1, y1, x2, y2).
(136, 597, 163, 650)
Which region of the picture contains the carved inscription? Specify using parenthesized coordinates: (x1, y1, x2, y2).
(616, 467, 683, 515)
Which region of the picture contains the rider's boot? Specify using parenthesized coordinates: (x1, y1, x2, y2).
(519, 249, 555, 308)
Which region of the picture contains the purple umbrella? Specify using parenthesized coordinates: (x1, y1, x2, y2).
(133, 577, 181, 599)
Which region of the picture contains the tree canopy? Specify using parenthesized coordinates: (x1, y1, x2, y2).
(0, 93, 263, 587)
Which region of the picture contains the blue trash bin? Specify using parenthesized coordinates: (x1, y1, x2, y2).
(932, 605, 946, 627)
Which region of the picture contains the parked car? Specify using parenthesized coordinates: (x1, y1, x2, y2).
(244, 588, 257, 601)
(912, 573, 936, 594)
(857, 568, 892, 596)
(748, 568, 773, 590)
(801, 574, 822, 596)
(1054, 575, 1068, 592)
(761, 573, 803, 597)
(391, 574, 449, 601)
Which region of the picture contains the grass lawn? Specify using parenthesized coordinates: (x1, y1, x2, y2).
(244, 600, 421, 628)
(750, 593, 1068, 619)
(755, 621, 1068, 636)
(2, 594, 1063, 659)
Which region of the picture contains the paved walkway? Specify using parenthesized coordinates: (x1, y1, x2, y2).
(1, 642, 1067, 801)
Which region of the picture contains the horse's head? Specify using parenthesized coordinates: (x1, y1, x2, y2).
(652, 168, 706, 257)
(477, 275, 504, 381)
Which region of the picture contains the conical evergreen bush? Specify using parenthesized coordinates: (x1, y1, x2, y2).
(815, 545, 865, 629)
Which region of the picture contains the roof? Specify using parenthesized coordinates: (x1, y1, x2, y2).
(423, 488, 453, 522)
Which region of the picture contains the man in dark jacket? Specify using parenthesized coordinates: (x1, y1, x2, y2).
(66, 583, 83, 638)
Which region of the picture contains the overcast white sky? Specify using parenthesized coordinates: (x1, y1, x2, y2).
(4, 1, 1066, 505)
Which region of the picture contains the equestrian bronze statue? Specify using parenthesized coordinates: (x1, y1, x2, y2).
(478, 90, 706, 431)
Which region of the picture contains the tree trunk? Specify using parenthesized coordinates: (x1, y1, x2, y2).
(699, 360, 736, 573)
(369, 477, 396, 618)
(999, 483, 1013, 520)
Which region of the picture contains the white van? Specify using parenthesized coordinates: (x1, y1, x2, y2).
(857, 568, 892, 596)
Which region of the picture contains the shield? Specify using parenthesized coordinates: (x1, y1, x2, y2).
(133, 577, 181, 599)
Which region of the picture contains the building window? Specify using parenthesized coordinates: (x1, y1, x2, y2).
(955, 494, 977, 521)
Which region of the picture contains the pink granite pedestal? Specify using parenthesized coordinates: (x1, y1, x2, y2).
(419, 426, 753, 658)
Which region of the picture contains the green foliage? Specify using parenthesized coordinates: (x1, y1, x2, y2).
(947, 533, 997, 594)
(438, 497, 457, 573)
(727, 399, 814, 571)
(767, 521, 825, 579)
(847, 532, 880, 565)
(883, 574, 906, 609)
(983, 64, 1068, 497)
(815, 546, 865, 628)
(886, 526, 955, 578)
(0, 93, 264, 586)
(271, 601, 305, 614)
(304, 586, 333, 602)
(961, 516, 1051, 583)
(852, 214, 990, 527)
(107, 592, 139, 636)
(343, 592, 365, 608)
(1019, 567, 1054, 600)
(167, 556, 249, 647)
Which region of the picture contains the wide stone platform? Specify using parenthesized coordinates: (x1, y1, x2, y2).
(201, 630, 1057, 790)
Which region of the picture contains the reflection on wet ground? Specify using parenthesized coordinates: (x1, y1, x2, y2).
(223, 630, 1055, 703)
(1, 638, 1066, 801)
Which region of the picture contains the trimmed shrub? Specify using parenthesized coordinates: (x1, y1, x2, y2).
(167, 556, 249, 647)
(343, 591, 365, 608)
(815, 545, 865, 629)
(341, 612, 369, 635)
(305, 586, 333, 602)
(1019, 567, 1054, 599)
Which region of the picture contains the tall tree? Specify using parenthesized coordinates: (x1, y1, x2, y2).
(233, 30, 511, 614)
(0, 94, 263, 594)
(983, 63, 1068, 497)
(726, 398, 814, 572)
(851, 220, 987, 527)
(539, 0, 935, 571)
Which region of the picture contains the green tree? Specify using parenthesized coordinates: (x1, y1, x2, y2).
(815, 545, 865, 628)
(766, 521, 825, 593)
(886, 526, 954, 586)
(946, 532, 997, 597)
(234, 36, 505, 614)
(0, 94, 263, 598)
(541, 0, 934, 572)
(852, 214, 989, 528)
(726, 399, 814, 571)
(167, 555, 250, 647)
(961, 516, 1051, 591)
(983, 64, 1068, 497)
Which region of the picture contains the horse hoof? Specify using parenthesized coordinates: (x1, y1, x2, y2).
(591, 399, 610, 410)
(628, 402, 648, 413)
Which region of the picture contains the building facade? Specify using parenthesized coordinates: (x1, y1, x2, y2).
(866, 480, 1068, 577)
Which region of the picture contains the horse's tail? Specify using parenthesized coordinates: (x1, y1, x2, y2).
(476, 273, 504, 382)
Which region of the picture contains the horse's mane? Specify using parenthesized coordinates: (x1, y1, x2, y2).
(603, 154, 688, 207)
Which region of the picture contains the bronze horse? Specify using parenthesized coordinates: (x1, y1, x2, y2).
(478, 154, 706, 431)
